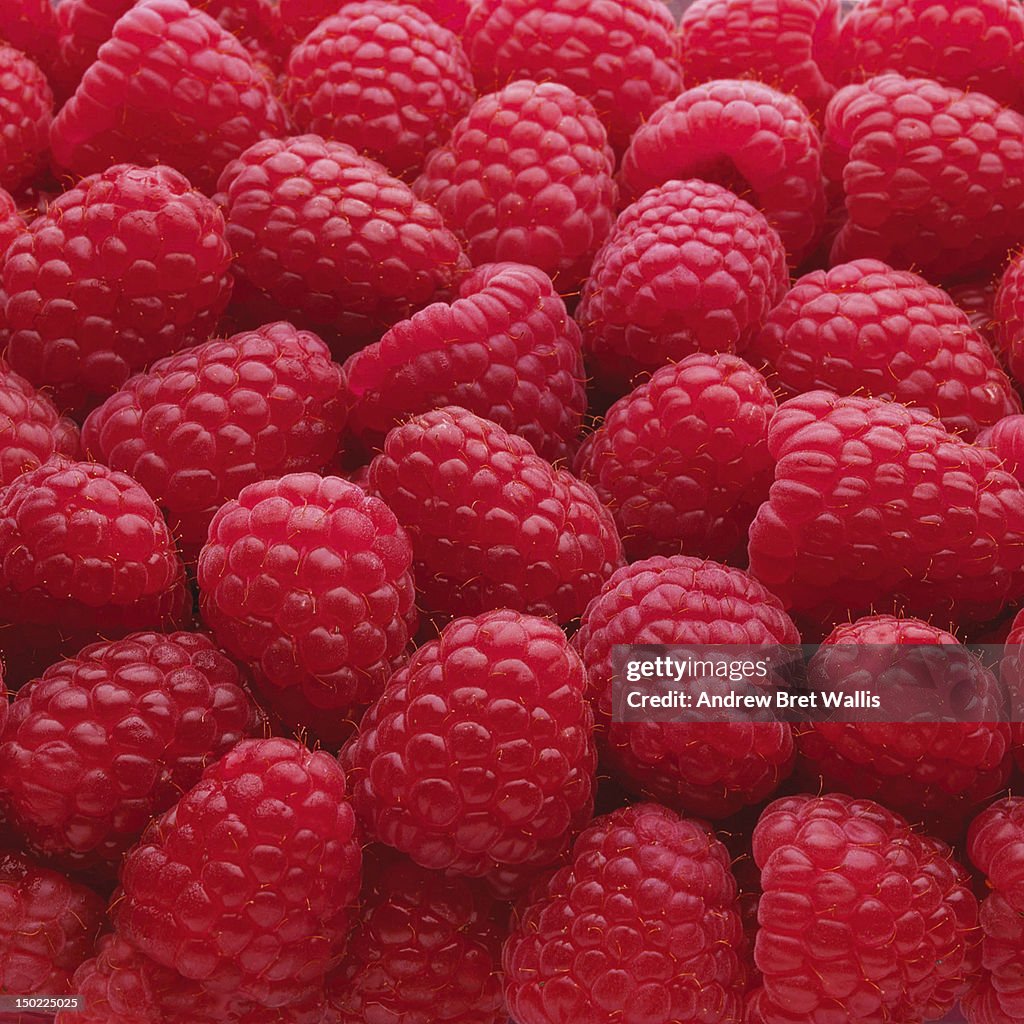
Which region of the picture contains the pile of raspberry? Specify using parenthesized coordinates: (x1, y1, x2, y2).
(1, 1, 1024, 1023)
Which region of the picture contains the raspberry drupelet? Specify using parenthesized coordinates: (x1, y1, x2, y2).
(0, 44, 52, 193)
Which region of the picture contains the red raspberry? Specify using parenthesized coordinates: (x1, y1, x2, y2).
(503, 803, 745, 1024)
(201, 0, 280, 70)
(1, 163, 234, 417)
(969, 798, 1024, 912)
(462, 0, 681, 153)
(748, 258, 1020, 438)
(751, 793, 980, 1024)
(619, 79, 826, 264)
(413, 79, 616, 292)
(0, 45, 52, 193)
(0, 0, 59, 76)
(747, 390, 1024, 635)
(0, 460, 189, 685)
(573, 555, 799, 819)
(678, 0, 841, 117)
(198, 473, 417, 746)
(342, 262, 586, 464)
(950, 277, 1000, 346)
(0, 360, 80, 487)
(994, 248, 1024, 382)
(965, 971, 1018, 1024)
(366, 406, 623, 625)
(573, 353, 776, 562)
(49, 0, 288, 194)
(0, 848, 104, 997)
(278, 0, 471, 50)
(577, 179, 788, 396)
(217, 134, 468, 357)
(968, 893, 1024, 1024)
(836, 0, 1024, 109)
(796, 615, 1011, 839)
(978, 415, 1024, 479)
(0, 631, 261, 873)
(825, 73, 1024, 281)
(283, 3, 475, 181)
(325, 847, 505, 1024)
(0, 185, 24, 257)
(343, 609, 596, 885)
(82, 322, 348, 562)
(115, 737, 362, 1007)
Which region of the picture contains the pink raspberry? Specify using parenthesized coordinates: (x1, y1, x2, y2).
(825, 73, 1024, 281)
(283, 3, 475, 181)
(0, 0, 59, 77)
(342, 262, 586, 464)
(573, 555, 799, 819)
(343, 609, 596, 886)
(837, 0, 1024, 109)
(503, 803, 745, 1024)
(217, 134, 468, 357)
(0, 359, 80, 487)
(278, 0, 471, 50)
(950, 277, 1000, 347)
(0, 460, 189, 685)
(751, 794, 980, 1024)
(366, 406, 624, 625)
(0, 185, 24, 258)
(326, 848, 505, 1024)
(0, 631, 261, 874)
(115, 737, 362, 1008)
(748, 258, 1020, 438)
(573, 353, 776, 562)
(796, 615, 1011, 839)
(0, 44, 52, 193)
(747, 391, 1024, 635)
(462, 0, 681, 153)
(198, 473, 417, 746)
(0, 848, 104, 997)
(50, 0, 288, 194)
(1, 163, 233, 417)
(577, 179, 788, 396)
(82, 322, 348, 562)
(413, 79, 616, 292)
(994, 247, 1024, 382)
(679, 0, 841, 117)
(619, 79, 826, 264)
(978, 415, 1024, 479)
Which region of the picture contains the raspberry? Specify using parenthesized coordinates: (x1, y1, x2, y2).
(994, 248, 1024, 382)
(577, 179, 789, 396)
(366, 406, 623, 625)
(619, 79, 826, 264)
(978, 415, 1024, 479)
(325, 847, 505, 1024)
(747, 390, 1024, 635)
(413, 79, 616, 292)
(217, 134, 468, 357)
(796, 615, 1011, 839)
(748, 258, 1020, 438)
(283, 3, 475, 181)
(50, 0, 288, 194)
(342, 262, 586, 464)
(678, 0, 841, 117)
(462, 0, 681, 153)
(115, 737, 362, 1007)
(573, 555, 800, 819)
(825, 73, 1024, 281)
(343, 609, 596, 885)
(1, 163, 234, 417)
(836, 0, 1024, 109)
(750, 793, 980, 1024)
(573, 353, 776, 562)
(950, 277, 1000, 346)
(503, 803, 745, 1024)
(969, 798, 1024, 912)
(0, 460, 189, 685)
(82, 322, 348, 562)
(0, 360, 80, 488)
(278, 0, 471, 50)
(198, 473, 417, 746)
(0, 45, 52, 193)
(0, 848, 104, 997)
(0, 185, 24, 258)
(0, 0, 59, 76)
(0, 631, 261, 873)
(969, 893, 1024, 1024)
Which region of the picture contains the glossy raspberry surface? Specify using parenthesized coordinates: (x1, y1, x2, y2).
(115, 737, 362, 1007)
(994, 248, 1024, 383)
(342, 262, 586, 463)
(367, 406, 623, 625)
(978, 415, 1024, 479)
(278, 0, 471, 49)
(1, 163, 233, 417)
(969, 798, 1024, 912)
(83, 322, 347, 561)
(0, 185, 23, 258)
(414, 79, 616, 292)
(574, 353, 776, 562)
(0, 44, 52, 192)
(343, 609, 596, 885)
